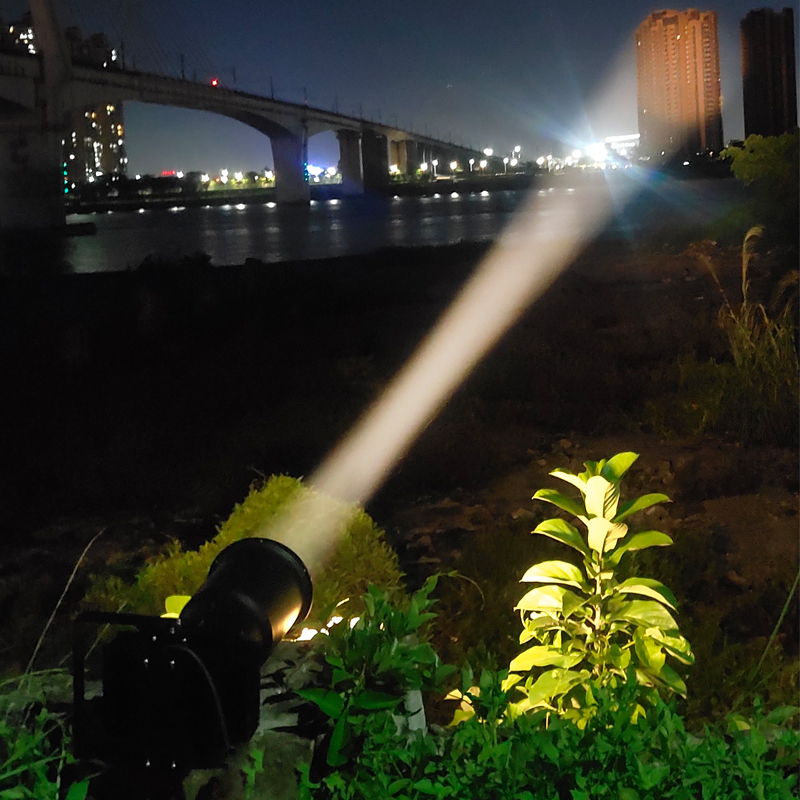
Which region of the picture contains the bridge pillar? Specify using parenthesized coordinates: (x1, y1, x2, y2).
(390, 140, 420, 177)
(336, 129, 363, 194)
(361, 130, 389, 190)
(0, 112, 65, 231)
(271, 131, 309, 204)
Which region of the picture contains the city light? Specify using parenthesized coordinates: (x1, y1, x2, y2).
(326, 167, 337, 176)
(234, 171, 244, 181)
(420, 162, 428, 172)
(200, 174, 210, 182)
(483, 148, 493, 156)
(586, 143, 608, 162)
(513, 145, 521, 153)
(449, 160, 458, 171)
(536, 157, 545, 166)
(479, 159, 487, 170)
(510, 158, 518, 167)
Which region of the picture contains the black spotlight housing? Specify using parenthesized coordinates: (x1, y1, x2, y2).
(73, 539, 312, 789)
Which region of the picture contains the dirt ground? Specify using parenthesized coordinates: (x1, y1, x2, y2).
(0, 237, 797, 687)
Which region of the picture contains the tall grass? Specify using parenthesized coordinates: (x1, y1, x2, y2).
(682, 227, 799, 444)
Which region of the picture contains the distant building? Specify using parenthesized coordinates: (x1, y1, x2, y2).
(635, 9, 723, 159)
(1, 15, 127, 186)
(741, 8, 797, 137)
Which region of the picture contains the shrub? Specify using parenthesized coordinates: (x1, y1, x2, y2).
(499, 453, 693, 723)
(299, 675, 800, 800)
(83, 475, 404, 627)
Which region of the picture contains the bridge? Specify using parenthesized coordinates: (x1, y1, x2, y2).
(0, 0, 486, 231)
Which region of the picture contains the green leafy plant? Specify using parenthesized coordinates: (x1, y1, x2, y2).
(83, 475, 404, 626)
(0, 671, 89, 800)
(505, 452, 693, 720)
(297, 577, 455, 768)
(299, 672, 800, 800)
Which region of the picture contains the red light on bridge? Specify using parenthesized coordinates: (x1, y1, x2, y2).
(161, 170, 177, 177)
(210, 77, 219, 87)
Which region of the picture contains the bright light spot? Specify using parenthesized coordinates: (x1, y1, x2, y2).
(514, 145, 521, 153)
(469, 158, 475, 165)
(327, 615, 344, 628)
(479, 159, 487, 169)
(236, 203, 246, 210)
(503, 157, 509, 164)
(510, 158, 518, 167)
(264, 170, 274, 180)
(176, 171, 184, 179)
(328, 199, 340, 205)
(267, 201, 276, 208)
(138, 208, 146, 213)
(587, 143, 607, 162)
(389, 164, 400, 174)
(200, 174, 210, 182)
(449, 160, 458, 171)
(572, 149, 582, 159)
(234, 171, 244, 181)
(483, 148, 493, 156)
(349, 617, 360, 628)
(536, 157, 545, 166)
(297, 628, 318, 641)
(221, 169, 229, 177)
(480, 190, 489, 196)
(451, 192, 459, 198)
(326, 166, 337, 176)
(565, 156, 574, 167)
(307, 165, 323, 177)
(683, 161, 690, 166)
(431, 159, 439, 167)
(135, 174, 141, 180)
(420, 162, 428, 172)
(220, 175, 228, 184)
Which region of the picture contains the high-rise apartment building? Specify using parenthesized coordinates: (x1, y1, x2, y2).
(741, 8, 797, 137)
(1, 14, 127, 186)
(635, 9, 723, 159)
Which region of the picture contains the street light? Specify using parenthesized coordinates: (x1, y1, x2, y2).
(503, 157, 509, 174)
(483, 148, 493, 157)
(510, 158, 518, 167)
(513, 145, 521, 154)
(468, 158, 475, 172)
(449, 160, 458, 172)
(431, 158, 439, 177)
(479, 159, 487, 172)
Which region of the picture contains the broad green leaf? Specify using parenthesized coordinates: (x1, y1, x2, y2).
(550, 469, 588, 494)
(600, 452, 639, 482)
(526, 668, 589, 706)
(613, 493, 671, 523)
(65, 781, 90, 800)
(584, 475, 620, 520)
(634, 628, 665, 674)
(648, 628, 694, 664)
(616, 578, 678, 609)
(326, 714, 351, 767)
(586, 517, 628, 554)
(509, 645, 583, 672)
(532, 518, 590, 556)
(605, 531, 673, 566)
(521, 560, 588, 589)
(609, 599, 678, 631)
(657, 663, 687, 696)
(532, 489, 587, 522)
(296, 688, 346, 719)
(609, 644, 632, 671)
(352, 690, 402, 711)
(515, 584, 569, 613)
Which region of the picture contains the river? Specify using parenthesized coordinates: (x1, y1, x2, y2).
(61, 174, 746, 273)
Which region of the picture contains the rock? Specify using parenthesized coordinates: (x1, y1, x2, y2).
(511, 508, 536, 521)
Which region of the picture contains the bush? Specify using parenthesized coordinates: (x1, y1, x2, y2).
(83, 475, 405, 627)
(299, 673, 800, 800)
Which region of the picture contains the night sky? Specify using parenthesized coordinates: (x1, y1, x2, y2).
(7, 1, 800, 173)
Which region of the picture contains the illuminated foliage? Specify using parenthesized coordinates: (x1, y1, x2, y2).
(503, 452, 693, 723)
(83, 475, 404, 627)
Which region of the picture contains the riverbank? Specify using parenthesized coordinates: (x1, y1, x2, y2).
(0, 237, 796, 702)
